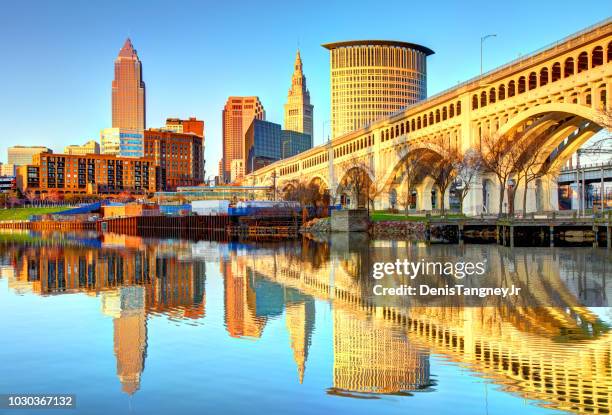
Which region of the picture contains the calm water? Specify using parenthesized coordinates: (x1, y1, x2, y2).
(0, 231, 611, 415)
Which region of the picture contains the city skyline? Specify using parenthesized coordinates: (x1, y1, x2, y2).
(0, 1, 609, 175)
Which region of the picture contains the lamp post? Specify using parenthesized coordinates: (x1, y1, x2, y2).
(322, 120, 331, 145)
(481, 34, 497, 75)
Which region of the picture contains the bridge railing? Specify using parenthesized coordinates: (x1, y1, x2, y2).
(375, 17, 612, 127)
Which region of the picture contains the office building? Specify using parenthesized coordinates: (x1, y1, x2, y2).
(0, 163, 16, 177)
(101, 127, 144, 158)
(8, 146, 53, 166)
(64, 140, 100, 155)
(144, 129, 204, 191)
(281, 130, 312, 159)
(322, 40, 433, 138)
(222, 97, 265, 182)
(244, 119, 281, 175)
(112, 38, 146, 131)
(165, 117, 204, 136)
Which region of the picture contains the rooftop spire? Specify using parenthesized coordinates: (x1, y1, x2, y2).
(118, 38, 137, 58)
(294, 49, 302, 71)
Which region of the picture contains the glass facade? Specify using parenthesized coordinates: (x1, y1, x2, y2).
(244, 120, 281, 174)
(101, 128, 144, 158)
(281, 130, 312, 159)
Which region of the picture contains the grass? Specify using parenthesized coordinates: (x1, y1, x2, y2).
(0, 206, 70, 221)
(370, 212, 466, 222)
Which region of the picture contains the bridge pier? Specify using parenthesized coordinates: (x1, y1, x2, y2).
(536, 176, 560, 213)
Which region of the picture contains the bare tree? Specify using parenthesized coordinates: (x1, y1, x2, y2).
(453, 149, 482, 214)
(397, 187, 415, 215)
(394, 147, 428, 215)
(508, 138, 547, 216)
(478, 132, 521, 216)
(339, 155, 371, 209)
(428, 137, 461, 216)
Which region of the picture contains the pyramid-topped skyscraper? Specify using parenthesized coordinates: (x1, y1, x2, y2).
(112, 38, 146, 131)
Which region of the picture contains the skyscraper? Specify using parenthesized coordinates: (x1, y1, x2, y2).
(283, 50, 314, 139)
(112, 38, 146, 132)
(221, 97, 265, 183)
(244, 119, 281, 174)
(323, 40, 433, 138)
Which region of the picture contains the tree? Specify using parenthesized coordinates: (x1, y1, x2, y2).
(478, 132, 521, 216)
(394, 146, 428, 214)
(453, 149, 482, 214)
(46, 189, 63, 204)
(428, 137, 461, 216)
(508, 137, 547, 216)
(339, 155, 371, 209)
(397, 187, 415, 215)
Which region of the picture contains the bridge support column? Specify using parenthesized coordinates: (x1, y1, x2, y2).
(462, 174, 484, 217)
(415, 178, 434, 211)
(513, 179, 539, 215)
(536, 176, 559, 212)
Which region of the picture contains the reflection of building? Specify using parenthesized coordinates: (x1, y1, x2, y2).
(285, 300, 315, 383)
(222, 256, 266, 338)
(221, 97, 265, 183)
(244, 119, 281, 174)
(331, 306, 429, 394)
(322, 40, 433, 138)
(102, 286, 147, 395)
(112, 38, 146, 132)
(64, 140, 100, 155)
(1, 238, 207, 395)
(284, 50, 313, 139)
(8, 146, 53, 166)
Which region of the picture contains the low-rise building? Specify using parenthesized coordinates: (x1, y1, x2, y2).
(17, 153, 156, 198)
(231, 159, 245, 182)
(0, 163, 16, 176)
(143, 129, 204, 191)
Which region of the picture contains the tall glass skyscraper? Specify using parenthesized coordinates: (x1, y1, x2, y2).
(244, 120, 281, 174)
(281, 130, 312, 159)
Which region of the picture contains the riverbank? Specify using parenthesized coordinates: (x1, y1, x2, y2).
(0, 206, 70, 221)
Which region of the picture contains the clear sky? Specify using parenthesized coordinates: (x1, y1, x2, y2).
(0, 0, 609, 174)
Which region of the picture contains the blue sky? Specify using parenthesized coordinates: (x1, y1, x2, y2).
(0, 0, 609, 175)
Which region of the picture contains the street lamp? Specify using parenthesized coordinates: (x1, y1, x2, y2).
(322, 120, 331, 145)
(481, 34, 497, 75)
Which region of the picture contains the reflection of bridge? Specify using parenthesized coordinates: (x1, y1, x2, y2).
(246, 20, 612, 215)
(244, 241, 612, 414)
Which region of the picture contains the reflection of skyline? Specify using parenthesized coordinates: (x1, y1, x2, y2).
(0, 234, 611, 414)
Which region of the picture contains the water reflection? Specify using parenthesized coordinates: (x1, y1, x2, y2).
(0, 231, 611, 414)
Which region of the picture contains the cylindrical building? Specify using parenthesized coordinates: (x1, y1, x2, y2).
(322, 40, 434, 138)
